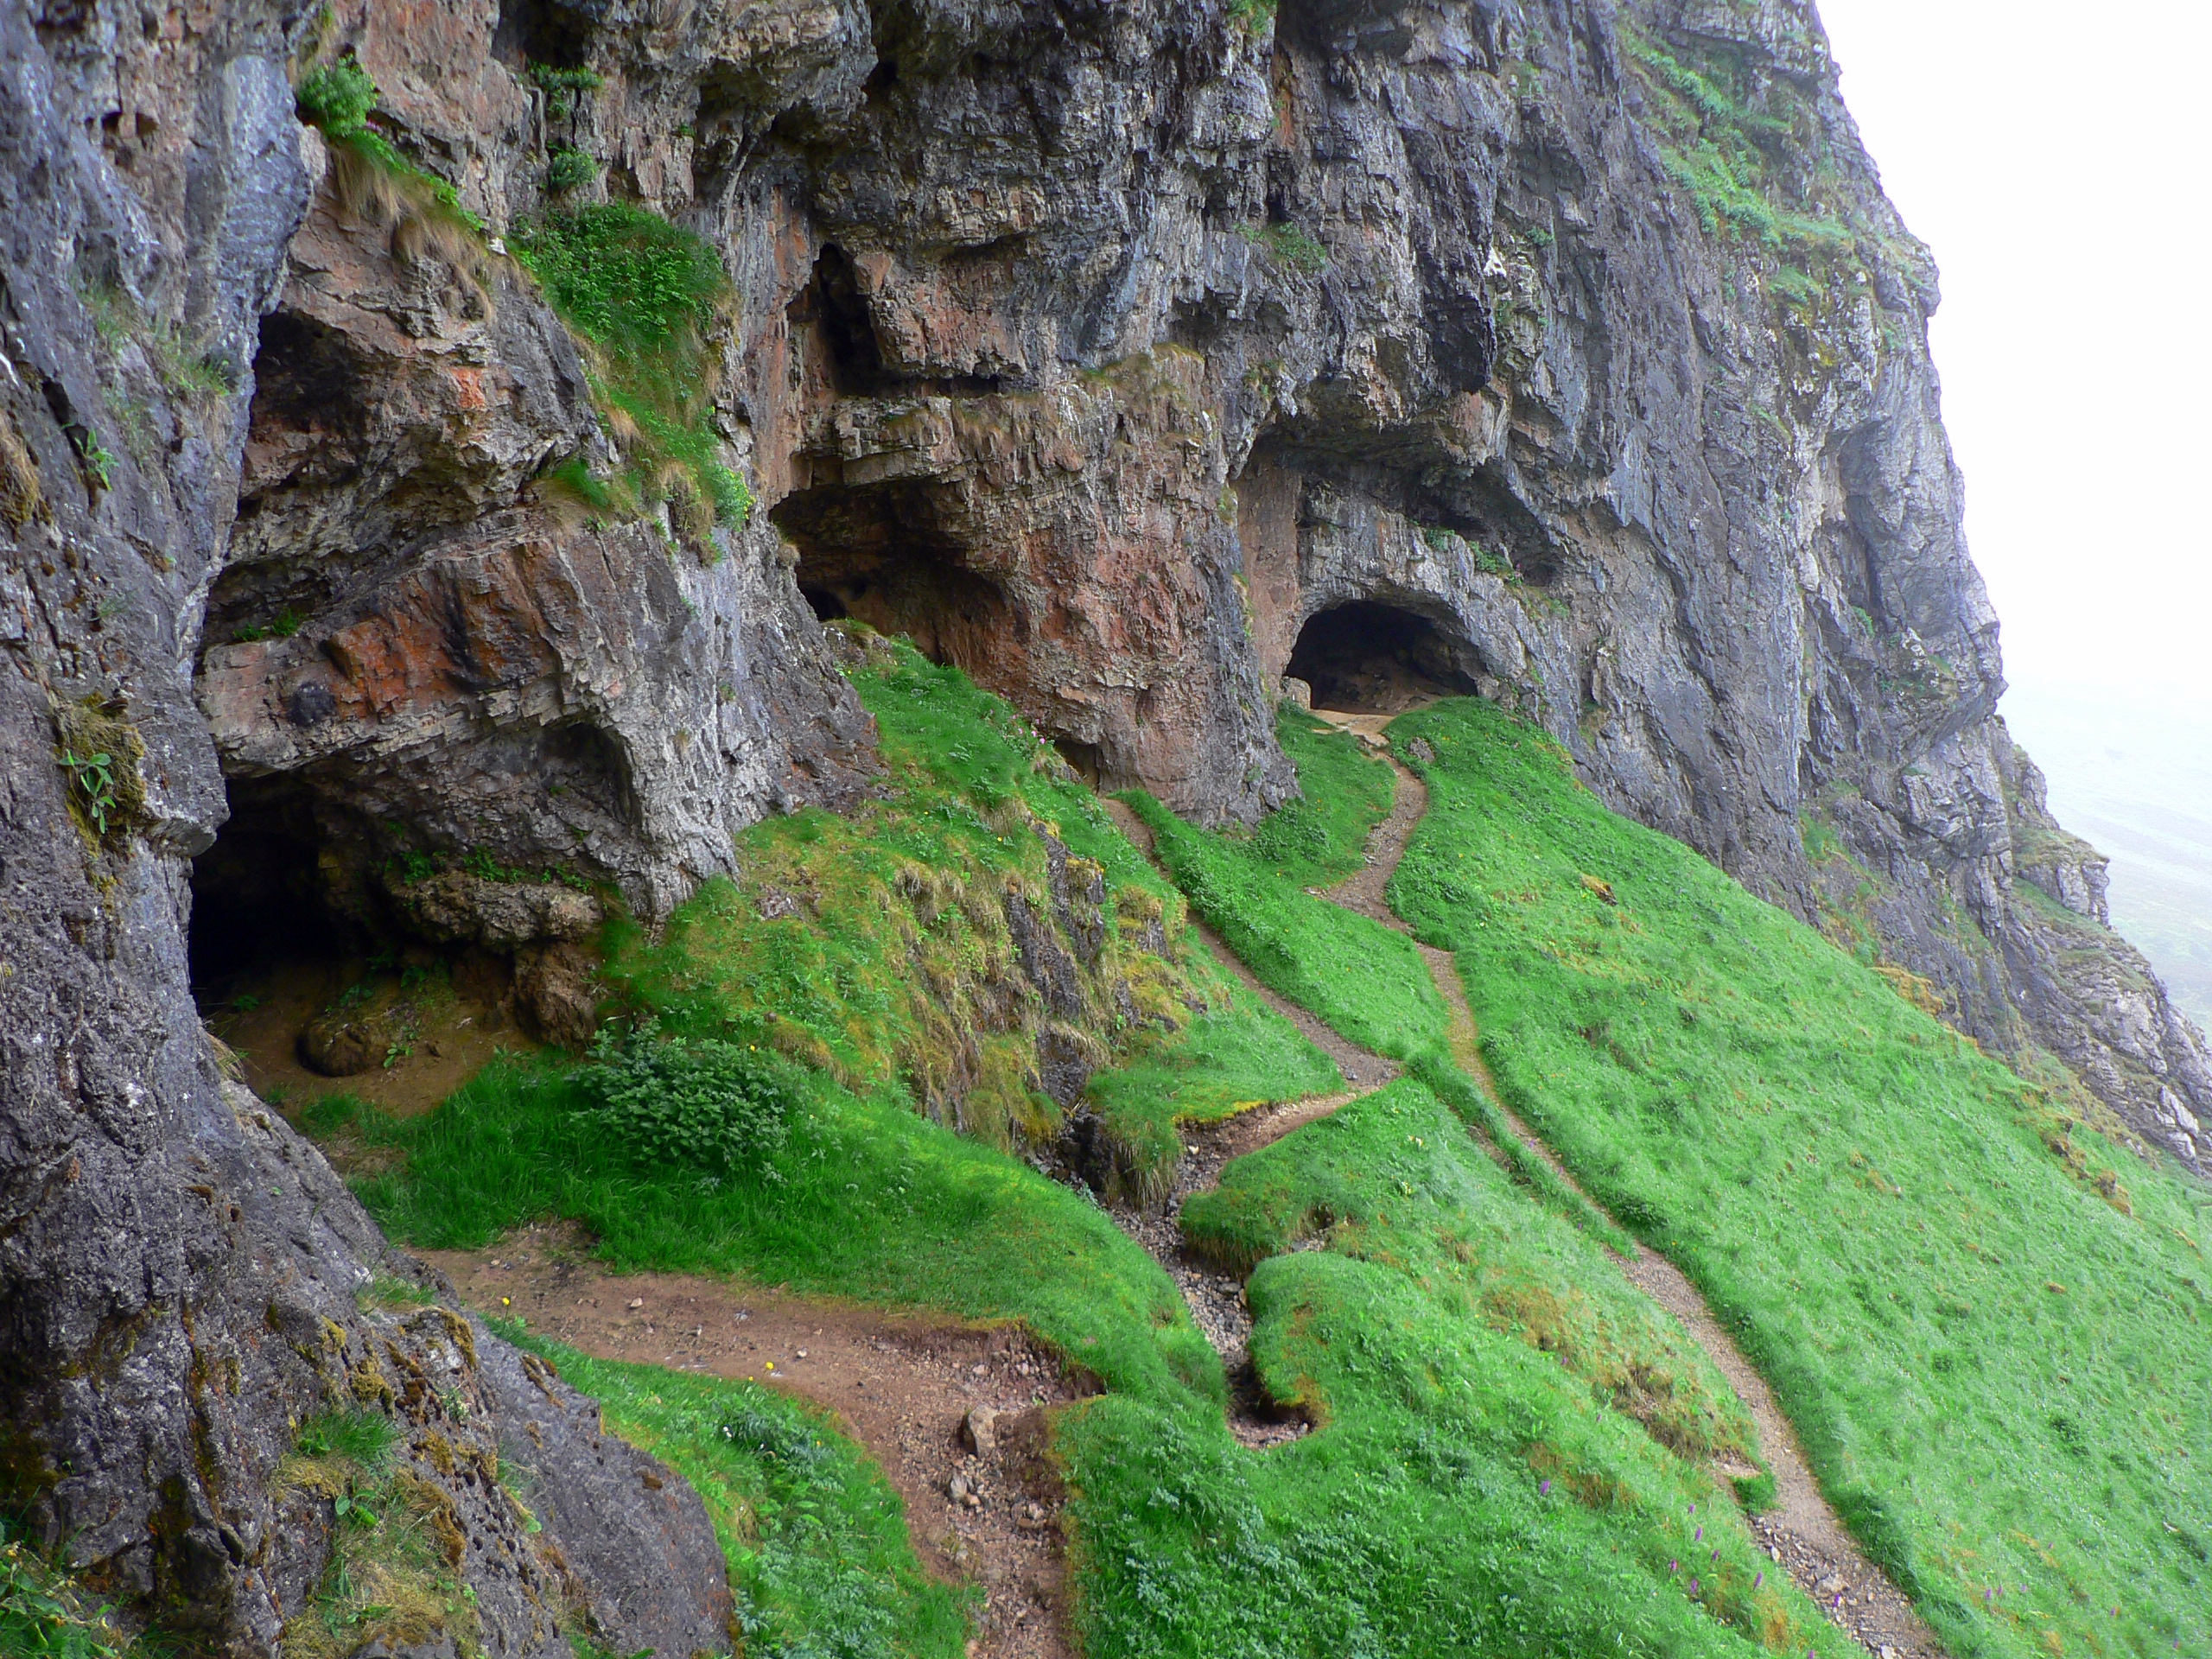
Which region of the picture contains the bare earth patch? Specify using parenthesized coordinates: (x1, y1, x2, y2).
(419, 1223, 1084, 1659)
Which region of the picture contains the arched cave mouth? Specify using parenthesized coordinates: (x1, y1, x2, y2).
(188, 779, 528, 1107)
(1286, 601, 1481, 713)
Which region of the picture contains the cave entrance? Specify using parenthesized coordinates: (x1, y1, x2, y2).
(188, 778, 530, 1113)
(775, 482, 1015, 674)
(1286, 601, 1480, 713)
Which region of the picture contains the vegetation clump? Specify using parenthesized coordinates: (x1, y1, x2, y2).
(510, 202, 754, 542)
(580, 1021, 798, 1174)
(1240, 219, 1329, 273)
(0, 1516, 136, 1658)
(292, 54, 483, 236)
(274, 1407, 477, 1659)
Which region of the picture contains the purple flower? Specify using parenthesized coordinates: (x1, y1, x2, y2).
(1539, 1479, 1552, 1496)
(1754, 1572, 1764, 1589)
(1694, 1526, 1703, 1541)
(1669, 1559, 1679, 1573)
(1690, 1578, 1700, 1595)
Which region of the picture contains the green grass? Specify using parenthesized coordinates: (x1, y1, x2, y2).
(1116, 793, 1446, 1062)
(1067, 1123, 1855, 1659)
(511, 202, 753, 544)
(1389, 695, 2212, 1659)
(1240, 709, 1397, 890)
(1183, 1079, 1759, 1468)
(343, 1052, 1856, 1659)
(349, 1057, 1224, 1407)
(1084, 1006, 1343, 1195)
(320, 647, 1900, 1658)
(489, 1323, 966, 1658)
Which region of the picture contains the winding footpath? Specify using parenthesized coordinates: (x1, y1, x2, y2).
(1116, 709, 1943, 1658)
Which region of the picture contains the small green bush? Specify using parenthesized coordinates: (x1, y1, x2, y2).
(295, 57, 378, 135)
(530, 61, 603, 123)
(582, 1026, 798, 1173)
(1242, 220, 1328, 273)
(545, 146, 597, 194)
(0, 1516, 132, 1658)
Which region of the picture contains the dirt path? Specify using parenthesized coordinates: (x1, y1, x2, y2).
(1099, 795, 1404, 1445)
(1414, 948, 1941, 1657)
(419, 1223, 1080, 1659)
(1310, 718, 1942, 1659)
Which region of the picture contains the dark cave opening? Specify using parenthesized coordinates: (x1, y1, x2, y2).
(791, 246, 887, 396)
(493, 0, 594, 69)
(775, 482, 1016, 674)
(188, 777, 538, 1094)
(1286, 601, 1481, 713)
(188, 779, 354, 997)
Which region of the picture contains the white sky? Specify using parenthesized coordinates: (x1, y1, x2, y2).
(1815, 0, 2212, 707)
(1814, 0, 2211, 1014)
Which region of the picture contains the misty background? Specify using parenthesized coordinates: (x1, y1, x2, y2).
(1816, 0, 2212, 1029)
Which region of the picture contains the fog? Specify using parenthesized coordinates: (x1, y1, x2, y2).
(1816, 0, 2212, 1027)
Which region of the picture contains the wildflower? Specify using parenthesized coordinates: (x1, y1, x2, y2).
(1694, 1526, 1703, 1541)
(1690, 1578, 1700, 1595)
(1754, 1572, 1763, 1589)
(1539, 1479, 1552, 1496)
(1669, 1560, 1678, 1573)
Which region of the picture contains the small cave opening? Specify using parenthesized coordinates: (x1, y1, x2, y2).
(188, 779, 353, 999)
(790, 245, 888, 396)
(493, 0, 594, 68)
(1052, 738, 1106, 789)
(188, 778, 537, 1114)
(775, 482, 1016, 673)
(1286, 601, 1481, 713)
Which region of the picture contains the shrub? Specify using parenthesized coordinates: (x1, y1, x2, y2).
(581, 1026, 798, 1173)
(530, 61, 603, 122)
(545, 146, 597, 194)
(295, 57, 378, 135)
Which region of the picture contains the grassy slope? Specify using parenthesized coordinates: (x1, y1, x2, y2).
(1117, 794, 1446, 1061)
(333, 676, 1869, 1657)
(1389, 696, 2212, 1659)
(489, 1323, 968, 1658)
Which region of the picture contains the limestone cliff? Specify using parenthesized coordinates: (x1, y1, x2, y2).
(3, 0, 2207, 1648)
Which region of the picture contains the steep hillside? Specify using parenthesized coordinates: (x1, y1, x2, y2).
(2, 0, 2207, 1653)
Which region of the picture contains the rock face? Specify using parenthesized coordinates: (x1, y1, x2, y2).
(3, 0, 2207, 1646)
(0, 0, 730, 1650)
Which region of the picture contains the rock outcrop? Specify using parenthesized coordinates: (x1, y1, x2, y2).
(0, 1, 730, 1650)
(3, 0, 2206, 1646)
